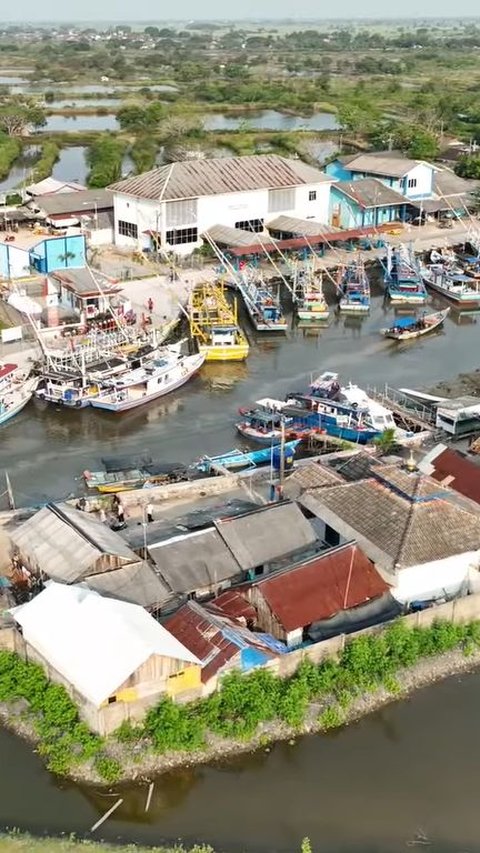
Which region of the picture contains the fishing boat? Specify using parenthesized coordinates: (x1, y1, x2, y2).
(421, 264, 480, 310)
(338, 261, 370, 312)
(294, 266, 329, 322)
(236, 269, 288, 332)
(35, 372, 102, 408)
(84, 460, 188, 492)
(188, 282, 249, 361)
(0, 363, 37, 427)
(284, 394, 380, 444)
(381, 308, 450, 341)
(340, 382, 425, 446)
(384, 246, 428, 304)
(90, 350, 205, 413)
(236, 410, 295, 445)
(196, 440, 301, 474)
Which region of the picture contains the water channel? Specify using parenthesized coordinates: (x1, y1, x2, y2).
(203, 110, 339, 132)
(1, 669, 479, 852)
(1, 278, 479, 506)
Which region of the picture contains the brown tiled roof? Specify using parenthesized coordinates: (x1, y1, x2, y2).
(284, 461, 343, 499)
(110, 155, 332, 202)
(338, 151, 425, 178)
(301, 471, 480, 570)
(250, 543, 388, 632)
(164, 600, 276, 683)
(335, 178, 406, 208)
(329, 450, 382, 483)
(421, 446, 480, 505)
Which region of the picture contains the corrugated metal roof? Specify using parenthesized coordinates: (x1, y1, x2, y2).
(84, 561, 172, 608)
(334, 178, 406, 208)
(148, 527, 242, 594)
(340, 151, 424, 178)
(37, 189, 113, 216)
(419, 445, 480, 505)
(26, 178, 86, 197)
(110, 155, 332, 202)
(215, 502, 316, 572)
(49, 268, 120, 295)
(212, 589, 257, 622)
(9, 504, 137, 582)
(203, 224, 276, 248)
(266, 215, 341, 236)
(250, 543, 389, 632)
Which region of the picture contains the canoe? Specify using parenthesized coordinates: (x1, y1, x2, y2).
(381, 308, 450, 341)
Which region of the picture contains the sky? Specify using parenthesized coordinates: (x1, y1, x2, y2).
(6, 0, 480, 22)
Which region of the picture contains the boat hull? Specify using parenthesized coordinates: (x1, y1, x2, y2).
(90, 355, 204, 413)
(297, 310, 330, 321)
(422, 279, 480, 310)
(199, 343, 249, 362)
(339, 302, 369, 313)
(0, 389, 33, 426)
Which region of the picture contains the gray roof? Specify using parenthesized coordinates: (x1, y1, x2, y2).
(49, 267, 120, 295)
(202, 224, 275, 248)
(339, 151, 434, 178)
(84, 561, 171, 608)
(284, 461, 343, 499)
(148, 527, 242, 594)
(266, 215, 341, 236)
(110, 155, 332, 202)
(34, 189, 113, 217)
(215, 502, 316, 572)
(300, 466, 480, 571)
(334, 178, 406, 208)
(433, 169, 477, 198)
(9, 503, 137, 582)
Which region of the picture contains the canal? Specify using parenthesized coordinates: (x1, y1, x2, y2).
(1, 277, 479, 506)
(1, 669, 479, 852)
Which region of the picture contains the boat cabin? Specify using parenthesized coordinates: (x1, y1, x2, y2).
(434, 396, 480, 438)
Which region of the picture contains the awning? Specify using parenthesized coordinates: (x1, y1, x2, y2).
(202, 224, 277, 250)
(266, 215, 341, 237)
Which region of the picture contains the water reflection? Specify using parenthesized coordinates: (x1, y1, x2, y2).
(203, 109, 339, 132)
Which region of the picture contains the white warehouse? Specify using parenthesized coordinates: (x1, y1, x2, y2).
(109, 154, 335, 256)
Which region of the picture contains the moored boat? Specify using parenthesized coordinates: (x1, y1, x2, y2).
(196, 440, 301, 474)
(188, 282, 249, 361)
(381, 308, 450, 341)
(338, 261, 370, 313)
(421, 265, 480, 310)
(384, 246, 428, 304)
(236, 269, 288, 332)
(0, 363, 37, 427)
(294, 266, 329, 322)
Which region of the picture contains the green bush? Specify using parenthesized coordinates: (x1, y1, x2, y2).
(87, 135, 127, 188)
(318, 704, 344, 731)
(32, 141, 60, 182)
(95, 754, 122, 784)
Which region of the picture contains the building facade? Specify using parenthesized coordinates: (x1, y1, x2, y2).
(325, 152, 436, 201)
(110, 155, 334, 256)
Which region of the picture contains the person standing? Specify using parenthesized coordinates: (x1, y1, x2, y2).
(147, 502, 154, 523)
(117, 501, 125, 524)
(148, 297, 154, 314)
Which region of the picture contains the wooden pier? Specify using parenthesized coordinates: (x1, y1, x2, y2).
(366, 384, 437, 432)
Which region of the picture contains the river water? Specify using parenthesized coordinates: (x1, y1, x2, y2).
(1, 277, 479, 506)
(1, 669, 479, 852)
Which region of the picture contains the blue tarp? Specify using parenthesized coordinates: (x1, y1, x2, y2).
(395, 316, 416, 329)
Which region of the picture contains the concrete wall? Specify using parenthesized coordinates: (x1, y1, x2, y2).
(0, 244, 32, 279)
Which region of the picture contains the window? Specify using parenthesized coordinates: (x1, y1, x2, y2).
(234, 219, 264, 233)
(118, 220, 138, 239)
(108, 695, 117, 705)
(407, 178, 417, 189)
(268, 187, 295, 212)
(165, 198, 198, 228)
(166, 227, 198, 245)
(309, 190, 317, 201)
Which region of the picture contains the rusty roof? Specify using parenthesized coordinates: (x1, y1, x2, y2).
(334, 178, 406, 209)
(250, 543, 388, 632)
(110, 155, 332, 201)
(419, 444, 480, 505)
(212, 589, 257, 622)
(164, 600, 278, 683)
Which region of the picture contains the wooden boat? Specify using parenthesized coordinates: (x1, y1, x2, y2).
(90, 350, 205, 412)
(188, 282, 249, 362)
(0, 363, 37, 427)
(237, 269, 288, 332)
(338, 261, 370, 313)
(421, 265, 480, 310)
(294, 266, 329, 322)
(196, 439, 301, 474)
(381, 308, 450, 341)
(84, 461, 188, 492)
(384, 246, 428, 304)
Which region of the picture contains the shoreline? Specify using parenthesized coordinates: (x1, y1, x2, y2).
(1, 642, 479, 787)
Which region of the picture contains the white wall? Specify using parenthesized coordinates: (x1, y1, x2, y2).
(6, 245, 32, 279)
(113, 180, 332, 255)
(87, 226, 114, 247)
(392, 550, 480, 604)
(402, 163, 434, 199)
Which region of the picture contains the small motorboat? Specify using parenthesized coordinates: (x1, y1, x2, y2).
(381, 308, 450, 341)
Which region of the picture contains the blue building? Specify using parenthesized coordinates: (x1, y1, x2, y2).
(0, 233, 85, 279)
(325, 151, 436, 201)
(329, 178, 407, 230)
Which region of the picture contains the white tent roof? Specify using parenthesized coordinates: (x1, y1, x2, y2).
(11, 582, 200, 706)
(7, 293, 42, 316)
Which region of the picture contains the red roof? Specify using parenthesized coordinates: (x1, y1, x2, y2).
(228, 221, 399, 258)
(428, 447, 480, 505)
(0, 363, 17, 380)
(251, 544, 389, 632)
(212, 589, 256, 622)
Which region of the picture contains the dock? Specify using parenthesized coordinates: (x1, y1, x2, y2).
(366, 384, 437, 433)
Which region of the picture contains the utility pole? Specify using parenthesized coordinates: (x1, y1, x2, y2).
(278, 416, 286, 501)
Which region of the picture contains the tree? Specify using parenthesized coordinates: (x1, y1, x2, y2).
(406, 129, 439, 160)
(0, 100, 46, 136)
(455, 155, 480, 179)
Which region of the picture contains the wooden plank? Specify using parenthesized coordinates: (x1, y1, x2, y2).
(90, 797, 123, 833)
(145, 782, 154, 812)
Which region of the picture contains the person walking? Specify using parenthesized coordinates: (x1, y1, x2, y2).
(147, 502, 154, 523)
(117, 501, 125, 524)
(148, 297, 154, 314)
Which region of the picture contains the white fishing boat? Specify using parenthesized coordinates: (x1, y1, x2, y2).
(90, 350, 205, 412)
(340, 382, 426, 445)
(421, 264, 480, 310)
(0, 363, 37, 427)
(294, 266, 329, 322)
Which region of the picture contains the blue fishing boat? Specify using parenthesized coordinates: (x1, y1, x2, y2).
(236, 269, 288, 332)
(284, 394, 380, 444)
(196, 440, 301, 474)
(337, 261, 370, 312)
(384, 246, 428, 304)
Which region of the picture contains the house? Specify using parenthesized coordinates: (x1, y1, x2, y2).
(409, 169, 477, 219)
(109, 154, 335, 256)
(25, 177, 87, 199)
(0, 232, 85, 279)
(325, 151, 436, 201)
(238, 542, 391, 647)
(46, 268, 121, 319)
(148, 501, 318, 605)
(10, 582, 201, 734)
(8, 503, 169, 611)
(164, 599, 284, 690)
(299, 463, 480, 605)
(418, 443, 480, 505)
(28, 189, 114, 244)
(329, 178, 407, 229)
